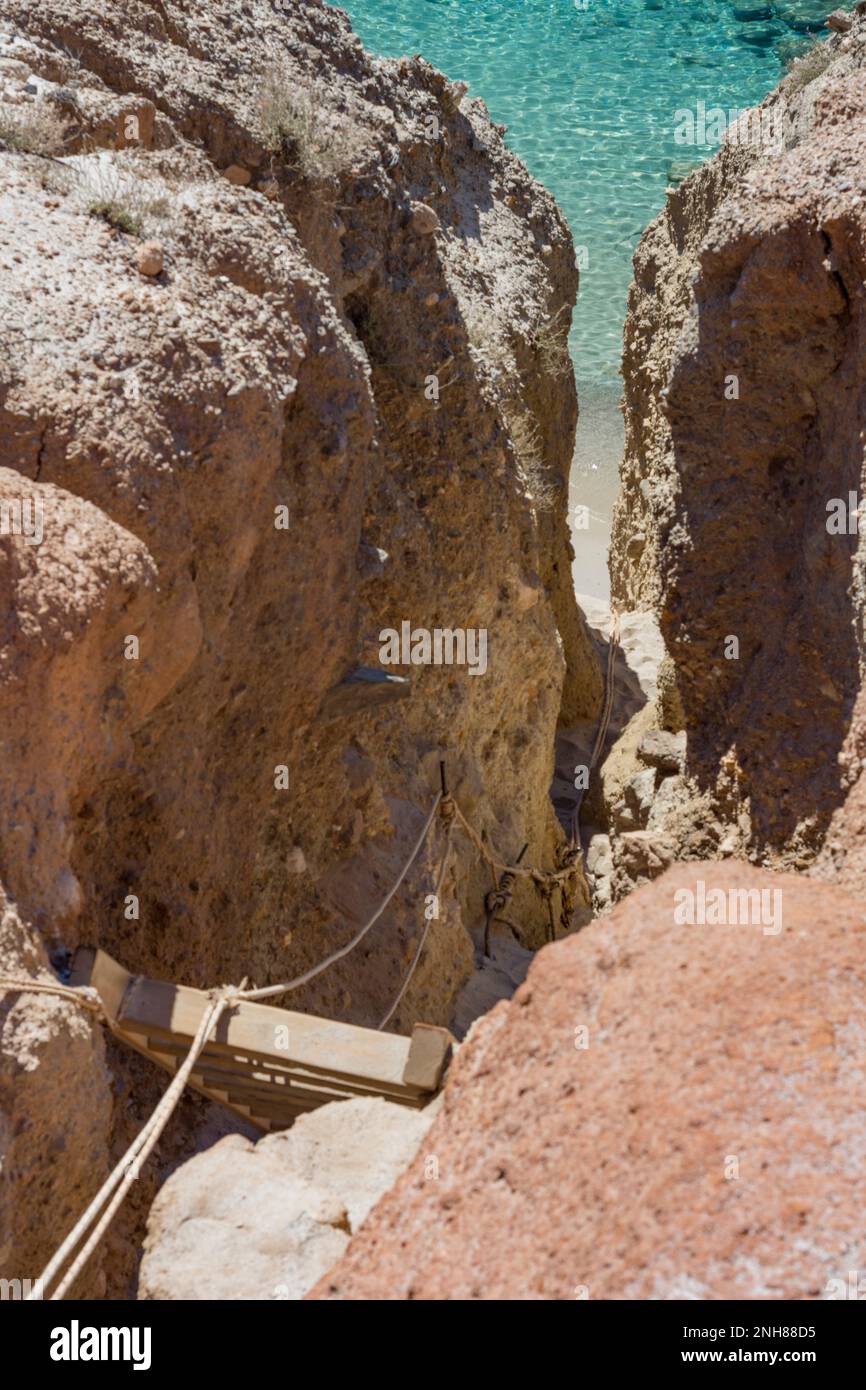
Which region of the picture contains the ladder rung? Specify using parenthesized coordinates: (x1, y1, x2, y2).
(72, 946, 454, 1133)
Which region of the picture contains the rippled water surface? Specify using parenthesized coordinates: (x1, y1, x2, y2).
(342, 0, 825, 384)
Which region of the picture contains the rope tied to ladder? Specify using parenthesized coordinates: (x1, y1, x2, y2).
(9, 746, 603, 1296)
(0, 976, 105, 1020)
(238, 791, 442, 1003)
(28, 977, 246, 1301)
(439, 792, 456, 827)
(536, 878, 558, 944)
(377, 819, 453, 1031)
(482, 840, 526, 957)
(484, 876, 515, 917)
(449, 795, 585, 889)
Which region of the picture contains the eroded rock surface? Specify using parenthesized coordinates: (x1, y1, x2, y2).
(0, 888, 112, 1297)
(311, 864, 866, 1301)
(0, 0, 598, 1294)
(609, 16, 866, 873)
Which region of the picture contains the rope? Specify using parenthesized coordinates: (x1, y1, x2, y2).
(12, 765, 593, 1292)
(239, 793, 442, 1002)
(16, 799, 447, 1300)
(446, 797, 579, 888)
(589, 607, 621, 774)
(3, 774, 588, 1034)
(0, 976, 104, 1018)
(483, 871, 516, 955)
(569, 605, 621, 847)
(30, 982, 245, 1301)
(442, 793, 592, 951)
(540, 881, 558, 944)
(377, 822, 453, 1030)
(488, 916, 524, 943)
(482, 842, 526, 957)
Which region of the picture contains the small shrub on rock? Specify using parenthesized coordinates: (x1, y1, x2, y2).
(0, 102, 66, 156)
(257, 71, 368, 176)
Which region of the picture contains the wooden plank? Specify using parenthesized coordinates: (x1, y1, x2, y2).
(137, 1023, 425, 1099)
(88, 1016, 274, 1133)
(190, 1068, 424, 1111)
(203, 1090, 275, 1133)
(69, 947, 132, 1021)
(403, 1023, 454, 1091)
(75, 948, 425, 1093)
(220, 1089, 325, 1117)
(71, 947, 448, 1136)
(140, 1035, 427, 1105)
(113, 1020, 421, 1130)
(179, 1056, 425, 1111)
(118, 975, 422, 1092)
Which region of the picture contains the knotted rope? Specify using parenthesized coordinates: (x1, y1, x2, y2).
(27, 981, 245, 1300)
(482, 842, 526, 957)
(5, 794, 448, 1299)
(0, 976, 104, 1019)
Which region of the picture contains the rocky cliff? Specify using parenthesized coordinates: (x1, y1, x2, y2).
(607, 11, 866, 885)
(9, 0, 865, 1309)
(0, 0, 599, 1294)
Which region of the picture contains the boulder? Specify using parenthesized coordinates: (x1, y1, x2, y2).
(637, 728, 686, 774)
(135, 239, 163, 276)
(139, 1097, 438, 1300)
(311, 865, 866, 1300)
(409, 201, 440, 235)
(623, 766, 657, 826)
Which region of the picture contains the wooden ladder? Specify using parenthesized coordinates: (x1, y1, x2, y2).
(71, 947, 454, 1133)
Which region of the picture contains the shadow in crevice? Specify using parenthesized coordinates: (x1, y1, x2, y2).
(552, 601, 658, 844)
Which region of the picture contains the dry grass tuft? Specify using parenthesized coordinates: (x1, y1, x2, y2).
(87, 197, 143, 236)
(784, 40, 834, 93)
(63, 162, 175, 237)
(0, 102, 67, 156)
(464, 302, 512, 382)
(532, 304, 572, 380)
(257, 71, 368, 177)
(505, 405, 558, 511)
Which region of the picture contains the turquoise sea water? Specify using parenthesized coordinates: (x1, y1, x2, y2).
(342, 0, 826, 385)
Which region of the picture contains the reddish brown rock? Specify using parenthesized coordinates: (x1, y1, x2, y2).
(311, 864, 866, 1301)
(222, 163, 251, 186)
(135, 239, 163, 276)
(409, 201, 440, 236)
(814, 683, 866, 896)
(0, 0, 601, 1295)
(609, 14, 866, 871)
